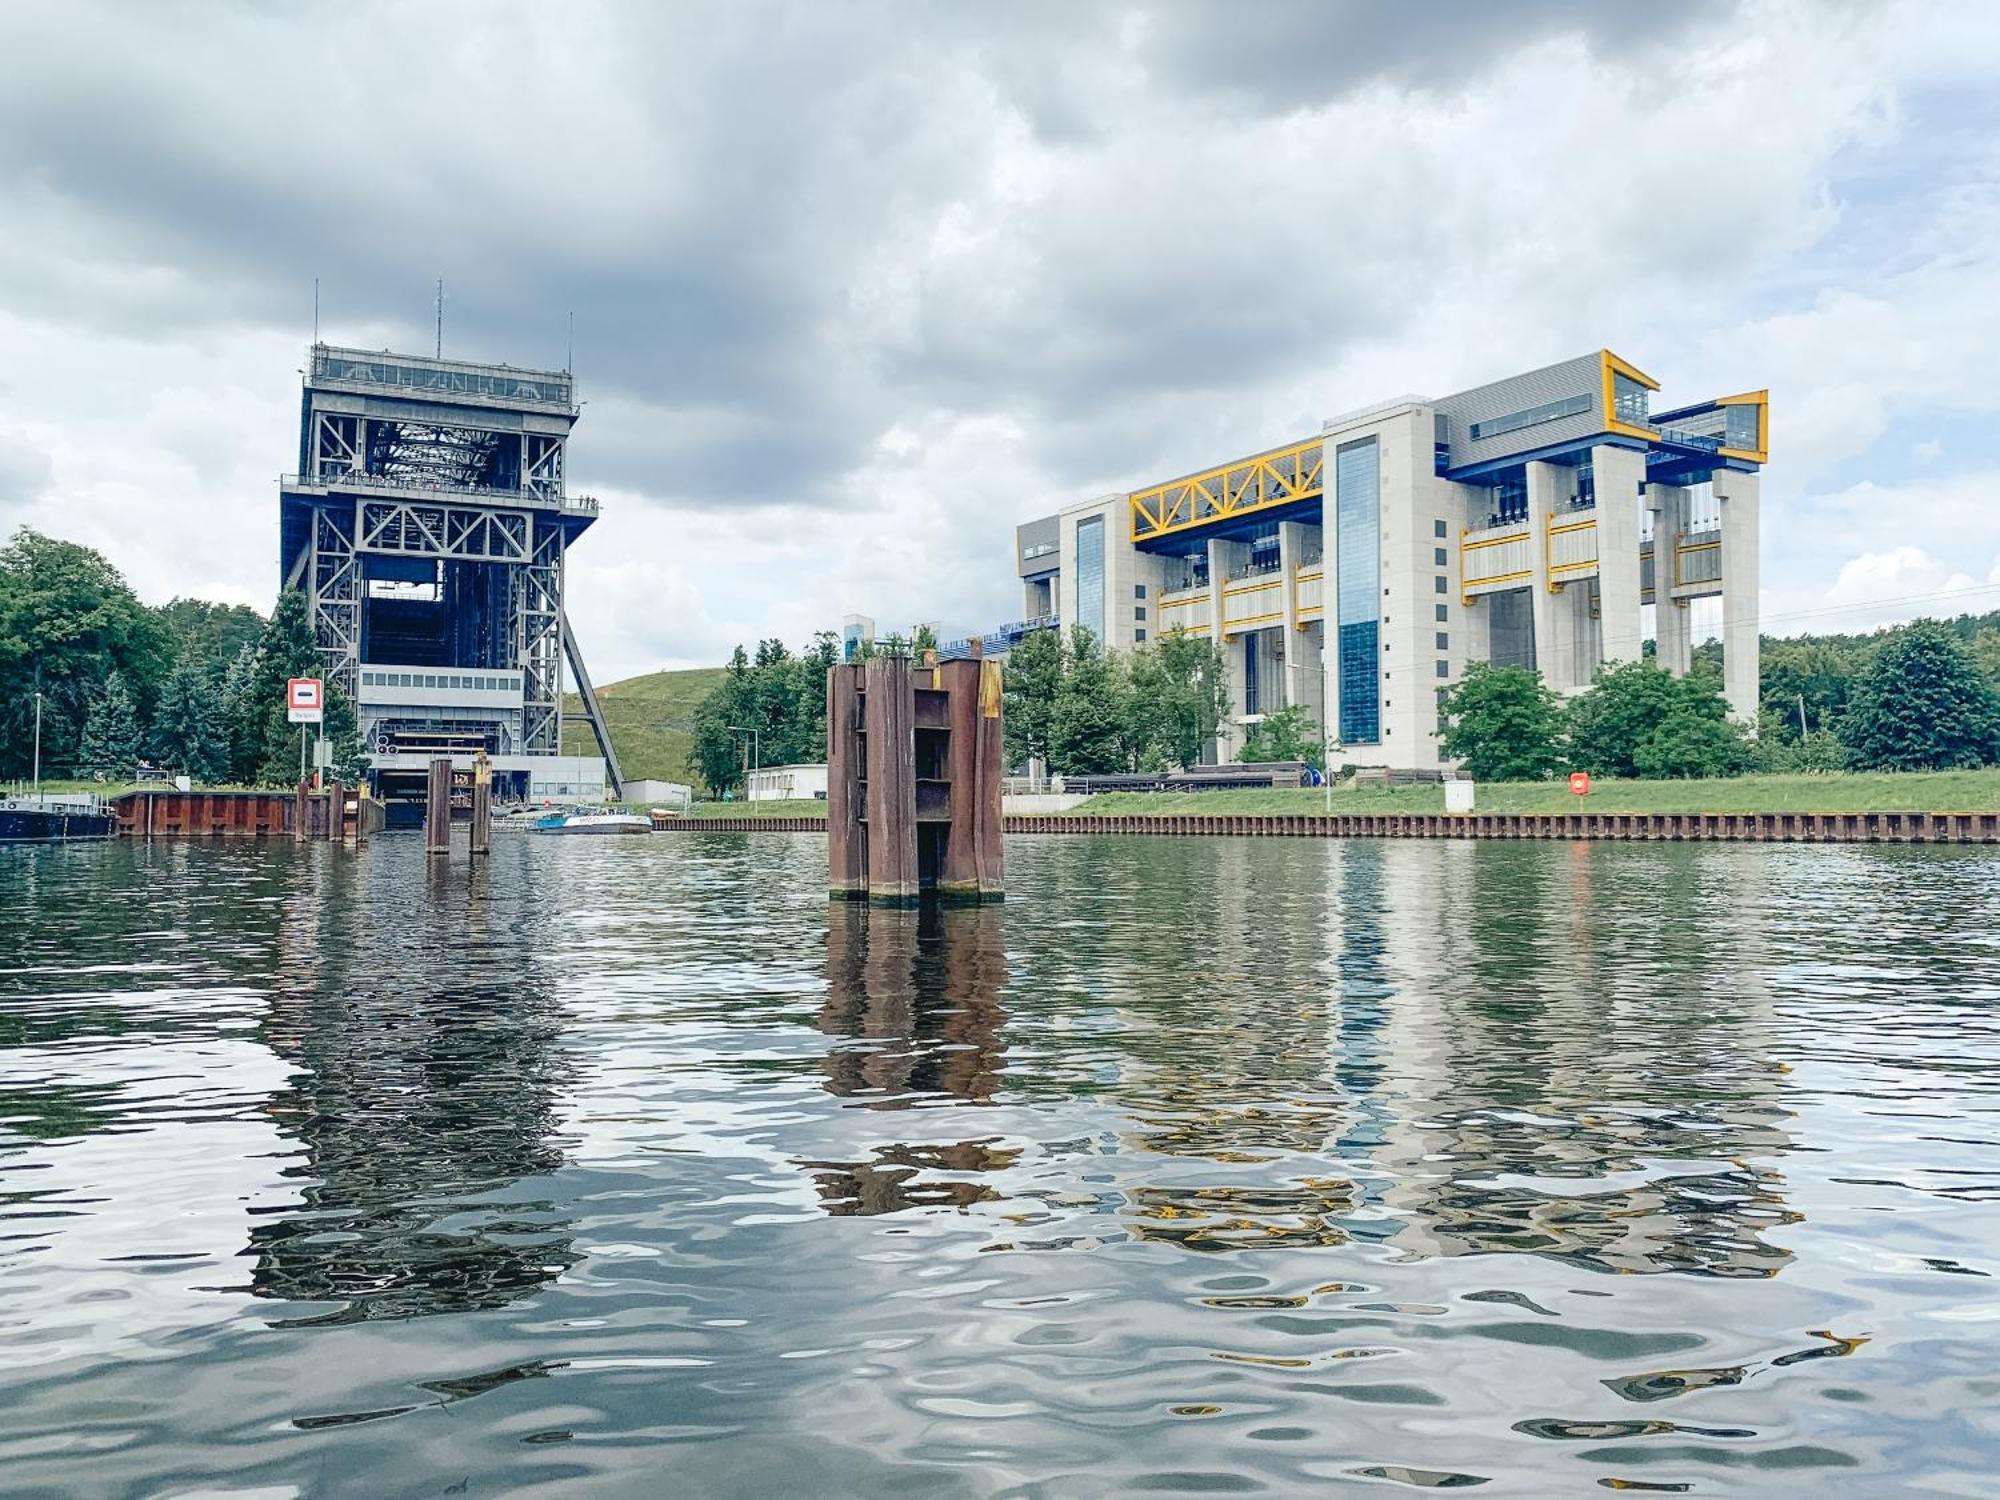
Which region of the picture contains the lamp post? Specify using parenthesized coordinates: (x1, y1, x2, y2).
(728, 724, 761, 798)
(1319, 637, 1342, 814)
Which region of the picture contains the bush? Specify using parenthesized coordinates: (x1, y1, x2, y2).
(1844, 620, 2000, 771)
(1569, 661, 1747, 780)
(1437, 662, 1565, 781)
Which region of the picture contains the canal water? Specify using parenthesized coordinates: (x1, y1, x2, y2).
(1, 835, 1996, 1497)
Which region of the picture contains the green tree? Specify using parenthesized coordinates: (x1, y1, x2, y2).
(686, 634, 837, 795)
(251, 589, 325, 784)
(0, 529, 170, 777)
(1844, 619, 2000, 771)
(150, 660, 225, 782)
(323, 685, 371, 784)
(1127, 629, 1229, 770)
(1437, 662, 1566, 781)
(78, 669, 143, 777)
(218, 643, 263, 783)
(1568, 660, 1746, 780)
(691, 645, 755, 794)
(154, 598, 265, 681)
(1238, 704, 1321, 766)
(911, 622, 939, 654)
(1759, 635, 1866, 743)
(1001, 626, 1063, 770)
(1632, 710, 1751, 779)
(1751, 711, 1848, 773)
(1049, 628, 1127, 775)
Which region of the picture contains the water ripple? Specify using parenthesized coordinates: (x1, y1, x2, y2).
(0, 834, 1996, 1494)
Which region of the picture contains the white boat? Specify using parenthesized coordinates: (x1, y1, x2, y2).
(531, 812, 652, 836)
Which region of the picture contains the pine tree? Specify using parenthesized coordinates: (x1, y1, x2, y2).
(251, 589, 325, 785)
(78, 670, 142, 778)
(151, 660, 224, 782)
(323, 685, 371, 784)
(1845, 620, 2000, 770)
(219, 642, 262, 783)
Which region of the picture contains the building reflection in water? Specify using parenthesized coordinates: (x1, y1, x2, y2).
(996, 839, 1797, 1274)
(1364, 841, 1797, 1278)
(250, 853, 578, 1324)
(805, 902, 1015, 1215)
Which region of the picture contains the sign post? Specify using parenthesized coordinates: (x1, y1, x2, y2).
(288, 678, 325, 788)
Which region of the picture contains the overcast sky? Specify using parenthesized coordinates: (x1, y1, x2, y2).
(2, 0, 1998, 680)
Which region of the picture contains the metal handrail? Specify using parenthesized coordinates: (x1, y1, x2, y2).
(282, 471, 599, 515)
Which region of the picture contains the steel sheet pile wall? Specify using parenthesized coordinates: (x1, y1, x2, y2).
(657, 811, 2000, 843)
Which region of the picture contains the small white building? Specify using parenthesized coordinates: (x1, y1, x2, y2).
(747, 763, 828, 803)
(525, 756, 608, 802)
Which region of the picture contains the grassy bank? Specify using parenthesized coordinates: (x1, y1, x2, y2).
(1070, 768, 2000, 817)
(684, 798, 827, 818)
(560, 666, 726, 784)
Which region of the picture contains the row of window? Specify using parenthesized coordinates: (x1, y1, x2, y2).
(361, 670, 521, 693)
(1469, 393, 1591, 442)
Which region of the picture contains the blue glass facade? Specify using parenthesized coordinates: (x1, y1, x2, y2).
(1335, 438, 1381, 744)
(1075, 515, 1105, 643)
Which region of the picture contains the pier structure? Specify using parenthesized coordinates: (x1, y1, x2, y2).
(278, 343, 621, 810)
(827, 653, 1005, 903)
(1007, 351, 1766, 769)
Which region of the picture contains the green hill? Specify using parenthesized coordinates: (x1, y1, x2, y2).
(561, 666, 726, 784)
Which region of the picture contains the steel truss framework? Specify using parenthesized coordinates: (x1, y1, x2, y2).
(299, 495, 573, 755)
(313, 411, 567, 497)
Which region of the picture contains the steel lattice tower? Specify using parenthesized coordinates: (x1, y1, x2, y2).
(278, 343, 622, 802)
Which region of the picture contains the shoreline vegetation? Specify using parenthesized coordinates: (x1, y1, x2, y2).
(682, 767, 2000, 820)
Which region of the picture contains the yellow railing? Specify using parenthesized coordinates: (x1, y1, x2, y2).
(1129, 436, 1323, 544)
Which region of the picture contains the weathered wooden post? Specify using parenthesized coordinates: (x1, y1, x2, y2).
(425, 756, 452, 856)
(293, 780, 309, 841)
(862, 654, 918, 903)
(828, 645, 1003, 904)
(324, 781, 342, 842)
(469, 750, 492, 857)
(826, 663, 866, 899)
(939, 650, 1005, 900)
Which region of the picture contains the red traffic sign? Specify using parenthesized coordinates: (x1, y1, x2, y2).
(1569, 771, 1591, 797)
(287, 677, 324, 724)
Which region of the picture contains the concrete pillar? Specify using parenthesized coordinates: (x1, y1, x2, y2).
(1207, 538, 1248, 756)
(1714, 468, 1761, 725)
(1650, 484, 1692, 675)
(1592, 444, 1647, 668)
(1277, 520, 1310, 714)
(1525, 463, 1567, 688)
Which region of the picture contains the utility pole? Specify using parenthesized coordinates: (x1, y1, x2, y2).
(1320, 649, 1333, 814)
(31, 691, 42, 802)
(729, 724, 761, 796)
(1797, 692, 1809, 741)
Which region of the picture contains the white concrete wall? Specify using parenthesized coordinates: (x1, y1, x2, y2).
(1592, 443, 1647, 668)
(1714, 468, 1761, 724)
(1366, 407, 1458, 769)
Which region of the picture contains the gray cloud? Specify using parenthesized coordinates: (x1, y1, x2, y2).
(2, 0, 1987, 677)
(0, 0, 1758, 515)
